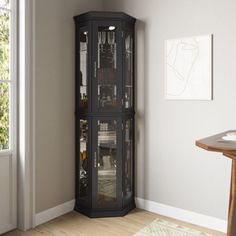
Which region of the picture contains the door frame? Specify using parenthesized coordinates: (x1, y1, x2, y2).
(0, 0, 18, 233)
(18, 0, 36, 230)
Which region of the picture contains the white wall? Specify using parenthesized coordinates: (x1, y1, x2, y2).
(35, 0, 236, 221)
(103, 0, 236, 220)
(35, 0, 103, 213)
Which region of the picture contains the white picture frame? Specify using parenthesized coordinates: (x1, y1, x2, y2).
(165, 34, 212, 100)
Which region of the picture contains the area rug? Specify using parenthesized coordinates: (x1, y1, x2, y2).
(134, 219, 213, 236)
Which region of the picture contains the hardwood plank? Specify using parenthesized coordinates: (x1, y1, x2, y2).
(3, 209, 225, 236)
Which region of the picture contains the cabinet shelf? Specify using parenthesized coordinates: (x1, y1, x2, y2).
(99, 143, 117, 149)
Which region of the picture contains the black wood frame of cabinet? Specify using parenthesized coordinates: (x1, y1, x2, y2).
(74, 11, 136, 218)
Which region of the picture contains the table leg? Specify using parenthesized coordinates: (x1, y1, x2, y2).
(228, 159, 236, 236)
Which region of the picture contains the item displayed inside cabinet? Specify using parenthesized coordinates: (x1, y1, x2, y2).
(98, 121, 117, 144)
(79, 120, 89, 198)
(125, 33, 133, 109)
(98, 120, 117, 203)
(98, 173, 116, 202)
(80, 120, 88, 141)
(124, 92, 129, 108)
(80, 29, 88, 109)
(98, 27, 117, 69)
(80, 92, 88, 109)
(98, 68, 117, 84)
(124, 119, 133, 198)
(98, 85, 117, 108)
(97, 26, 118, 109)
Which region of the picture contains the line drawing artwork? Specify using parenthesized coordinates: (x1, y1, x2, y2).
(165, 35, 212, 100)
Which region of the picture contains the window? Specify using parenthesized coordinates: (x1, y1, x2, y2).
(0, 0, 14, 151)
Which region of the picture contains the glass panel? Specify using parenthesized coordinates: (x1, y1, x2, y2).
(79, 30, 88, 109)
(0, 8, 9, 150)
(0, 10, 10, 81)
(124, 32, 133, 108)
(124, 119, 133, 198)
(0, 0, 9, 9)
(0, 82, 9, 150)
(97, 119, 117, 203)
(97, 26, 118, 109)
(79, 119, 89, 198)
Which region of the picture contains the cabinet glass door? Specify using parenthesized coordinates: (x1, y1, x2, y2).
(79, 119, 89, 202)
(79, 28, 88, 110)
(93, 23, 122, 112)
(124, 31, 134, 109)
(93, 118, 122, 208)
(124, 118, 134, 206)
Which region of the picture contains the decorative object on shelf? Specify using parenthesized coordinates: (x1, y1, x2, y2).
(165, 34, 213, 100)
(74, 11, 136, 218)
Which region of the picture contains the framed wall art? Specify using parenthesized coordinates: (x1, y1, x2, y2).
(165, 34, 212, 100)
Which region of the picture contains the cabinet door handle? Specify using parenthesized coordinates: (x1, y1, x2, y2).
(94, 61, 97, 78)
(94, 151, 97, 168)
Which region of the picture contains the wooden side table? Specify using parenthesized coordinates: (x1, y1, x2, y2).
(196, 131, 236, 236)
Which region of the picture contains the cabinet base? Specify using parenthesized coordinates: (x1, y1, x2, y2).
(74, 201, 136, 218)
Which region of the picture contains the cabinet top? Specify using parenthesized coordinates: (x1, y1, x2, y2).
(74, 11, 136, 25)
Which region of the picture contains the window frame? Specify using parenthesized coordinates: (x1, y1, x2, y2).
(0, 0, 18, 233)
(0, 0, 17, 155)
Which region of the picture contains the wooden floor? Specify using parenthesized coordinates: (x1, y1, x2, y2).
(4, 209, 225, 236)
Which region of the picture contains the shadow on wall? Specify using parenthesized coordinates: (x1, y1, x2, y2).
(135, 19, 149, 200)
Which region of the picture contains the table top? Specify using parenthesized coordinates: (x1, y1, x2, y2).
(196, 130, 236, 155)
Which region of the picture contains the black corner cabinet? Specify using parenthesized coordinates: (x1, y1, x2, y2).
(74, 11, 136, 217)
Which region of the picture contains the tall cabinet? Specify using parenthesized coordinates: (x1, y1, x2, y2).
(74, 12, 136, 217)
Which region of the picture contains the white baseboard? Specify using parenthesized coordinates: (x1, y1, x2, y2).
(135, 197, 227, 233)
(35, 198, 227, 233)
(35, 199, 75, 226)
(0, 224, 16, 235)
